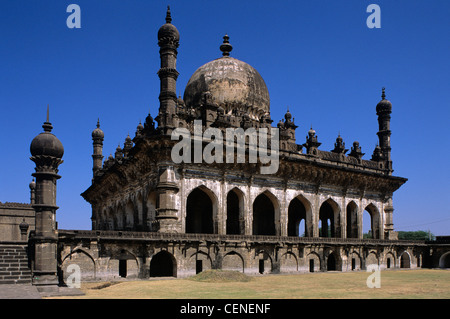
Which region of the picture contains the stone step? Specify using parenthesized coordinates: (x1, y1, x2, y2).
(0, 245, 32, 284)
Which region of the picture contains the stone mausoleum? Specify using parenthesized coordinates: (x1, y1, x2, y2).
(1, 7, 449, 292)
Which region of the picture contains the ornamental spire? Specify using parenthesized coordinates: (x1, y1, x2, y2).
(166, 5, 172, 24)
(42, 104, 53, 132)
(220, 34, 233, 57)
(381, 87, 386, 100)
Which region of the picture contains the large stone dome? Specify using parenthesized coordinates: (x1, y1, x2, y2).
(183, 54, 270, 119)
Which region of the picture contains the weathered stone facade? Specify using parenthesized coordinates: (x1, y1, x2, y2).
(1, 7, 449, 290)
(67, 7, 436, 283)
(58, 230, 428, 282)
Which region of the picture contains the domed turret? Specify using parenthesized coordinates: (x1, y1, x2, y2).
(183, 35, 270, 120)
(30, 106, 64, 159)
(29, 178, 36, 191)
(376, 87, 392, 114)
(157, 6, 180, 47)
(92, 119, 104, 139)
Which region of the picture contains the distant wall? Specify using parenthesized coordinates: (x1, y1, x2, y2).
(0, 203, 35, 242)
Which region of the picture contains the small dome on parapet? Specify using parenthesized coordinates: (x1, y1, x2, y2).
(29, 178, 36, 190)
(284, 109, 292, 121)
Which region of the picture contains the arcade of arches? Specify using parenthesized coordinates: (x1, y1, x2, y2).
(95, 185, 390, 239)
(182, 186, 385, 239)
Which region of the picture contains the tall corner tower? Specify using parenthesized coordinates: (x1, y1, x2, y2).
(156, 6, 180, 135)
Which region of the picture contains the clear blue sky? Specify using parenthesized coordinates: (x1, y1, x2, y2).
(1, 1, 449, 235)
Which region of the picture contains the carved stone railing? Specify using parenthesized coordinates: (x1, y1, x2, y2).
(58, 229, 428, 246)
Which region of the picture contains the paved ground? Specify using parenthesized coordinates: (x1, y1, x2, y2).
(0, 284, 42, 299)
(0, 284, 85, 299)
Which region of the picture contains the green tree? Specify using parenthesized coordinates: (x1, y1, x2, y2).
(397, 230, 435, 241)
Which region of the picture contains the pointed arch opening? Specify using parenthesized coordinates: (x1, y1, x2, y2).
(400, 252, 411, 268)
(115, 204, 124, 230)
(319, 199, 340, 238)
(288, 195, 312, 237)
(364, 203, 381, 239)
(186, 186, 216, 234)
(227, 188, 244, 235)
(125, 199, 134, 230)
(135, 193, 144, 230)
(346, 201, 358, 238)
(146, 191, 157, 231)
(252, 191, 278, 236)
(327, 252, 338, 271)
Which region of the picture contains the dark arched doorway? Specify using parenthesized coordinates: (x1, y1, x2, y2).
(440, 252, 450, 268)
(319, 201, 337, 238)
(327, 253, 337, 271)
(288, 197, 307, 237)
(227, 189, 243, 235)
(186, 188, 214, 234)
(346, 201, 358, 238)
(364, 204, 381, 239)
(400, 252, 411, 268)
(150, 251, 176, 277)
(253, 193, 276, 235)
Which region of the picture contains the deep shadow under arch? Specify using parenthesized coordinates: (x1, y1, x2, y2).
(346, 201, 358, 238)
(253, 193, 275, 235)
(288, 197, 307, 236)
(327, 253, 337, 271)
(150, 251, 177, 277)
(186, 187, 214, 234)
(319, 200, 337, 238)
(227, 189, 244, 235)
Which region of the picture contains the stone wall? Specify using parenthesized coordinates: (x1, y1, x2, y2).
(0, 203, 34, 242)
(57, 230, 427, 283)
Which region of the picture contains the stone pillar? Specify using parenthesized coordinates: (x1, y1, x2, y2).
(312, 195, 320, 237)
(155, 164, 179, 232)
(279, 188, 287, 237)
(384, 197, 397, 240)
(29, 109, 64, 291)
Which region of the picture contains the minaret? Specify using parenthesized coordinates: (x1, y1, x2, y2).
(91, 119, 104, 179)
(29, 106, 64, 291)
(376, 87, 393, 174)
(156, 6, 180, 135)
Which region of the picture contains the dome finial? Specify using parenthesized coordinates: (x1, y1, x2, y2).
(220, 34, 233, 57)
(42, 104, 53, 132)
(166, 5, 172, 24)
(96, 118, 100, 128)
(381, 87, 386, 100)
